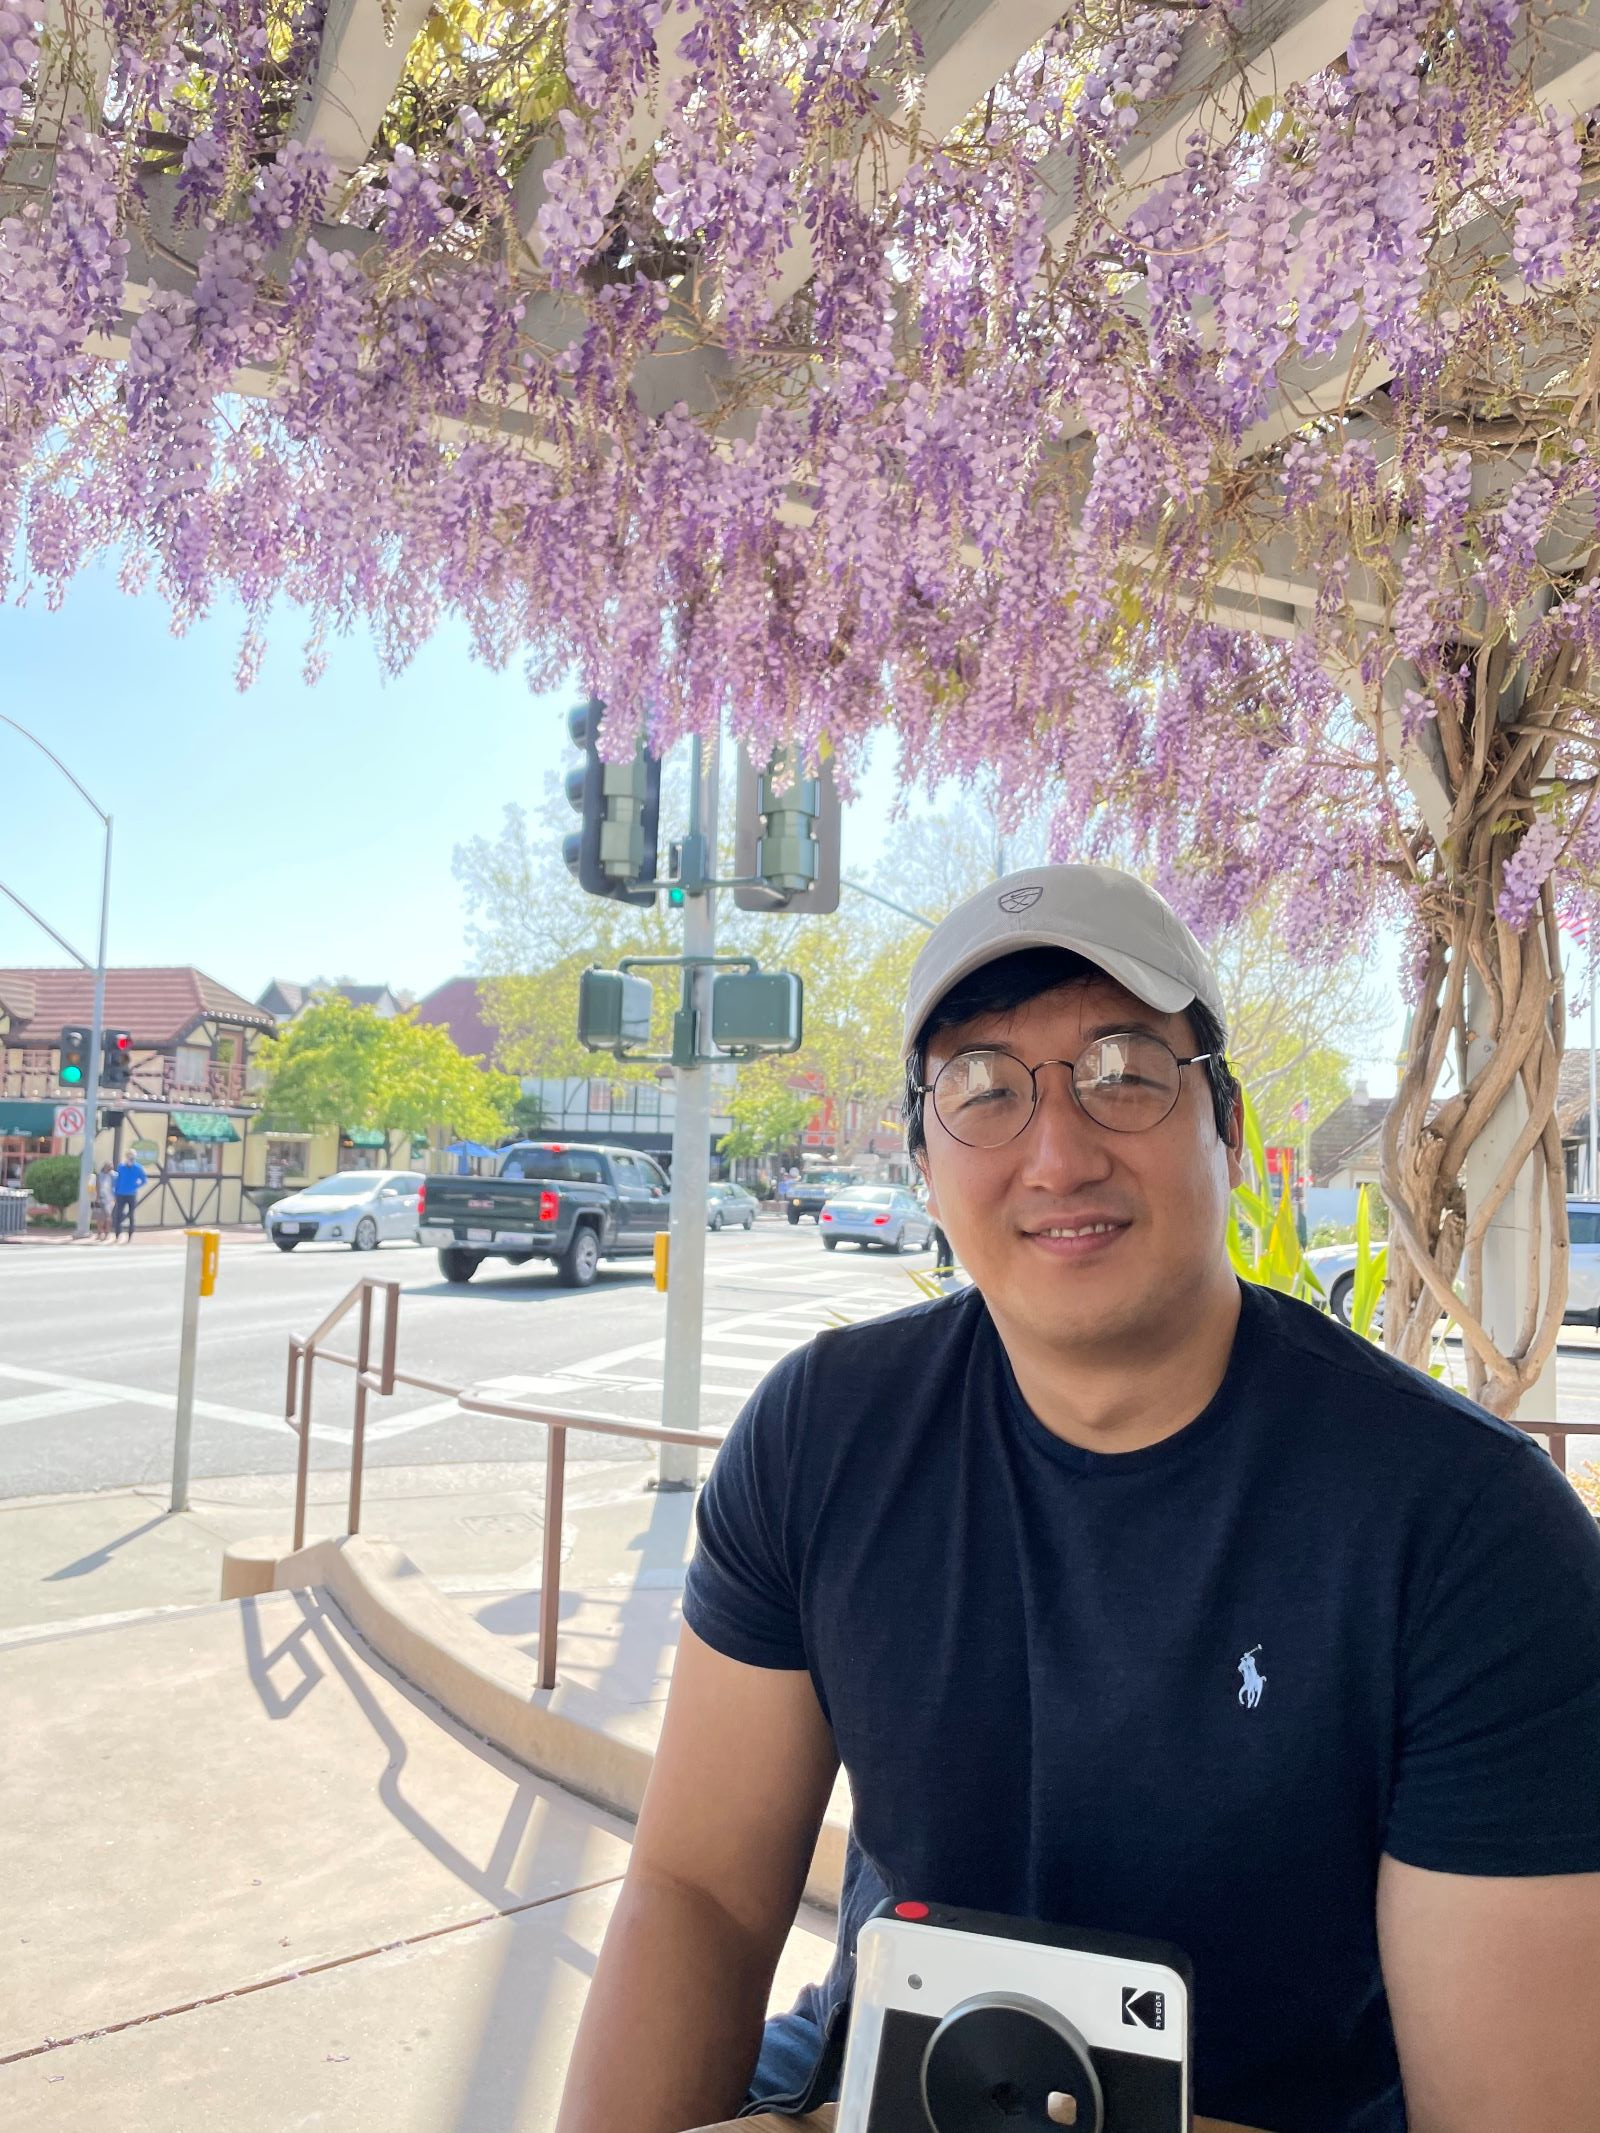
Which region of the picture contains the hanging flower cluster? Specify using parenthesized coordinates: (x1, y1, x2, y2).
(0, 0, 1599, 961)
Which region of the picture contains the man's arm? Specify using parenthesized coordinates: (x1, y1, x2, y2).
(555, 1624, 840, 2133)
(1377, 1854, 1600, 2132)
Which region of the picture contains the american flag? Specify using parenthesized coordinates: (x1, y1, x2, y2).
(1288, 1097, 1311, 1124)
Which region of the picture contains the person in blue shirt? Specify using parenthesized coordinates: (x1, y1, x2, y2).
(111, 1154, 146, 1242)
(555, 865, 1600, 2133)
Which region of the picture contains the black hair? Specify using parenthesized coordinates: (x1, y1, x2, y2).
(902, 946, 1240, 1159)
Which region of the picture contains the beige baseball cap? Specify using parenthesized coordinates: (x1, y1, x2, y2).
(901, 864, 1225, 1057)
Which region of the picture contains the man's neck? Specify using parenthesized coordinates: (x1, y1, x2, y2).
(989, 1273, 1243, 1455)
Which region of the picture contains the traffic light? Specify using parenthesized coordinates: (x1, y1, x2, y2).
(562, 698, 661, 908)
(58, 1025, 89, 1087)
(101, 1029, 132, 1089)
(733, 746, 841, 912)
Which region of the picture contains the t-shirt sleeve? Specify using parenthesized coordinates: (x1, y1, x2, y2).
(681, 1345, 810, 1671)
(1384, 1436, 1600, 1876)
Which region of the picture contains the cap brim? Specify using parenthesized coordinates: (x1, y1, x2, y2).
(901, 933, 1197, 1056)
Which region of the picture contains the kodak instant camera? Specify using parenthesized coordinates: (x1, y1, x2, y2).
(836, 1900, 1193, 2133)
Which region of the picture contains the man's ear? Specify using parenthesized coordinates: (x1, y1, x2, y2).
(914, 1148, 940, 1220)
(1223, 1090, 1245, 1191)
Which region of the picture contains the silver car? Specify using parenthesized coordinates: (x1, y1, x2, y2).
(266, 1170, 423, 1253)
(1564, 1202, 1600, 1323)
(819, 1186, 934, 1253)
(707, 1182, 758, 1231)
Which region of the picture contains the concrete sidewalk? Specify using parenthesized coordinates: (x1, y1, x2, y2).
(1, 1583, 833, 2132)
(0, 1454, 678, 1634)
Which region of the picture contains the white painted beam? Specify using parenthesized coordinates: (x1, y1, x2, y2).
(515, 1, 702, 262)
(293, 0, 436, 175)
(1043, 0, 1361, 249)
(36, 0, 115, 126)
(759, 0, 1067, 316)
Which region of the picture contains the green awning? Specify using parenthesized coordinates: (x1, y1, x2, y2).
(0, 1100, 65, 1136)
(170, 1110, 241, 1143)
(346, 1128, 387, 1148)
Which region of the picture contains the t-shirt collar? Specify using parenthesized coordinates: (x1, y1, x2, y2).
(994, 1277, 1264, 1476)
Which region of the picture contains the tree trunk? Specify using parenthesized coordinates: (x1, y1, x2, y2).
(1378, 646, 1576, 1417)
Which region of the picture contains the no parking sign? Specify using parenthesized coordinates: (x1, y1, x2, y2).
(54, 1105, 86, 1137)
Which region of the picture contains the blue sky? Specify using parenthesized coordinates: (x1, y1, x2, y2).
(0, 557, 1413, 1090)
(0, 558, 909, 1006)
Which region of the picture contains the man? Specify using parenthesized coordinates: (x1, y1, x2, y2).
(556, 867, 1600, 2133)
(111, 1151, 146, 1242)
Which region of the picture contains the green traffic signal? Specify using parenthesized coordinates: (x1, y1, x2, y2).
(668, 887, 685, 909)
(60, 1064, 83, 1085)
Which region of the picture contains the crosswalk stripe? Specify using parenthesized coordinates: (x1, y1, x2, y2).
(0, 1388, 120, 1426)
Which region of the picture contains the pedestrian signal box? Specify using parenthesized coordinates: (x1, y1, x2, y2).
(578, 969, 654, 1051)
(711, 971, 803, 1053)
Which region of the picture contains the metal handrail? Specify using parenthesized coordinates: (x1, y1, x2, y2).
(284, 1277, 725, 1689)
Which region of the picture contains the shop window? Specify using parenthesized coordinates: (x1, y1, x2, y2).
(167, 1134, 220, 1176)
(173, 1047, 210, 1090)
(265, 1139, 310, 1188)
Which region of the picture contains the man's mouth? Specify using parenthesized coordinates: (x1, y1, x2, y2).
(1030, 1220, 1126, 1240)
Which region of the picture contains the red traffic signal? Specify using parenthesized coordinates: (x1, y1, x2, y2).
(101, 1029, 134, 1089)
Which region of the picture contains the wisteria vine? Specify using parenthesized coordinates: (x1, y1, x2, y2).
(0, 0, 1597, 972)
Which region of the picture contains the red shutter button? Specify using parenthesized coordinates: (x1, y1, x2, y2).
(894, 1901, 930, 1920)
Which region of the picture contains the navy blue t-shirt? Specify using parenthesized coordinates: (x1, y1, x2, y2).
(682, 1279, 1600, 2133)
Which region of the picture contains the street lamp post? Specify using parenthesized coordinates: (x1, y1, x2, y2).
(0, 716, 113, 1238)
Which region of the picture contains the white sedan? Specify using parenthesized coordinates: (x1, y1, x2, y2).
(265, 1171, 424, 1252)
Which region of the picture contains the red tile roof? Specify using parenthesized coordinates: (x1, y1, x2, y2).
(413, 977, 498, 1063)
(0, 968, 275, 1048)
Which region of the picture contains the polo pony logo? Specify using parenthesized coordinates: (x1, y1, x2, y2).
(1237, 1646, 1266, 1709)
(998, 885, 1044, 914)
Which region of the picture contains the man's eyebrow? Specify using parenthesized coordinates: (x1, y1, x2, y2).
(1080, 1018, 1171, 1041)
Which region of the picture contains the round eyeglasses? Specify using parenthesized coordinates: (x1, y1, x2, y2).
(918, 1034, 1214, 1149)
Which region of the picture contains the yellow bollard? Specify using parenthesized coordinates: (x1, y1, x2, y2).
(654, 1231, 670, 1291)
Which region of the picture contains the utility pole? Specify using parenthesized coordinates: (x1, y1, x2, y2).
(657, 732, 719, 1490)
(78, 818, 112, 1239)
(0, 717, 111, 1238)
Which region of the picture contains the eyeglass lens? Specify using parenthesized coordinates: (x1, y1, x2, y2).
(932, 1035, 1185, 1146)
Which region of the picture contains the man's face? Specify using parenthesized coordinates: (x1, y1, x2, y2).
(917, 974, 1242, 1355)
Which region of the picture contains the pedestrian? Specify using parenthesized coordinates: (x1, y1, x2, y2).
(556, 863, 1600, 2133)
(111, 1152, 146, 1242)
(92, 1160, 115, 1242)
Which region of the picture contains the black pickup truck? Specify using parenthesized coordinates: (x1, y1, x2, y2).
(417, 1141, 670, 1286)
(779, 1166, 863, 1224)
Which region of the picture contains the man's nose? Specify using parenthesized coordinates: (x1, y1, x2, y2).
(1015, 1062, 1113, 1189)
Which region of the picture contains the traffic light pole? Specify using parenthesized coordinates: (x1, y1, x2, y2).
(76, 816, 112, 1240)
(657, 732, 718, 1491)
(0, 717, 111, 1239)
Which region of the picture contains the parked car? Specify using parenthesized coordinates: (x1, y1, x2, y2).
(1310, 1201, 1600, 1329)
(417, 1141, 669, 1286)
(264, 1170, 423, 1253)
(707, 1182, 758, 1231)
(1563, 1201, 1600, 1323)
(819, 1186, 934, 1253)
(780, 1167, 863, 1224)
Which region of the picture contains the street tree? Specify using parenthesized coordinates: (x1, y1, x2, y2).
(255, 997, 515, 1146)
(717, 1067, 819, 1170)
(4, 3, 1600, 1407)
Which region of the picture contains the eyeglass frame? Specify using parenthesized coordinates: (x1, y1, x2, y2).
(914, 1032, 1216, 1147)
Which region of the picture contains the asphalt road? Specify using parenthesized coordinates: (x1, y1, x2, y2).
(3, 1225, 1598, 1499)
(0, 1220, 943, 1498)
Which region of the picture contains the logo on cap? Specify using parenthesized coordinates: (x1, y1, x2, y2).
(998, 885, 1044, 914)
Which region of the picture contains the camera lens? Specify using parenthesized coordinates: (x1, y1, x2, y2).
(921, 1992, 1104, 2133)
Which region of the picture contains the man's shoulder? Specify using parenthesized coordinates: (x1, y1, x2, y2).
(745, 1284, 987, 1437)
(1247, 1282, 1536, 1465)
